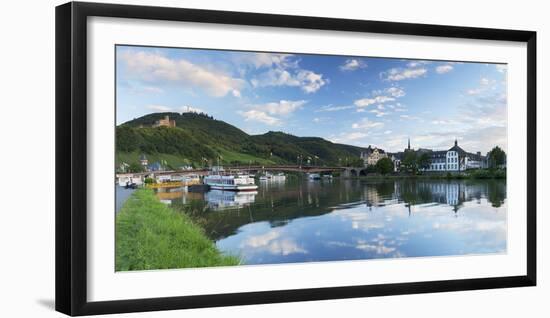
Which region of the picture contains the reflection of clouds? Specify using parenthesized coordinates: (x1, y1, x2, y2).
(217, 181, 507, 265)
(335, 210, 385, 232)
(329, 195, 506, 256)
(241, 229, 307, 256)
(356, 239, 397, 255)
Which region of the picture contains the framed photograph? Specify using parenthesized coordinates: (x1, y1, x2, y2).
(55, 1, 536, 316)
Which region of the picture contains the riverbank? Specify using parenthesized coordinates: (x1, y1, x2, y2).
(341, 169, 506, 180)
(116, 189, 240, 271)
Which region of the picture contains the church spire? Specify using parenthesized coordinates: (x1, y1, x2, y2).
(408, 137, 411, 150)
(454, 138, 458, 147)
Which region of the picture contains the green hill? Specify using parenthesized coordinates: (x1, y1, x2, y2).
(116, 112, 368, 170)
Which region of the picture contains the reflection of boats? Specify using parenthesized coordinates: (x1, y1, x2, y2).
(308, 173, 321, 180)
(204, 170, 258, 191)
(259, 172, 286, 182)
(205, 189, 257, 210)
(271, 173, 286, 181)
(322, 174, 333, 179)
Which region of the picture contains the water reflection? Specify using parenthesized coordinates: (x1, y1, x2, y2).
(162, 178, 506, 265)
(205, 190, 257, 210)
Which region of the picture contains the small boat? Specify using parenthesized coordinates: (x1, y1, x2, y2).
(124, 182, 138, 189)
(308, 173, 321, 180)
(204, 174, 258, 191)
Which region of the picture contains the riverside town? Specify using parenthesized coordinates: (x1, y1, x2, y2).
(115, 46, 507, 271)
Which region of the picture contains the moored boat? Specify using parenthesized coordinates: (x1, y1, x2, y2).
(308, 173, 321, 180)
(204, 174, 258, 191)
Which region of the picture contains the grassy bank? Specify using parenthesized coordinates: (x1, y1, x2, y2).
(116, 189, 240, 271)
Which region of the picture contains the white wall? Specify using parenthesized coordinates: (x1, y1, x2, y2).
(0, 0, 547, 317)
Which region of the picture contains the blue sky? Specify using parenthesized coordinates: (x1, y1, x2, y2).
(116, 45, 507, 154)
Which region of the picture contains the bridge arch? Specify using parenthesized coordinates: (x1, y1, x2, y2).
(359, 169, 367, 177)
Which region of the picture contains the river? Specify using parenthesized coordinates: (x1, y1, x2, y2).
(159, 177, 507, 265)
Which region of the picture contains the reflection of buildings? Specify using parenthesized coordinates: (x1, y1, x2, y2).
(392, 180, 502, 213)
(205, 190, 257, 210)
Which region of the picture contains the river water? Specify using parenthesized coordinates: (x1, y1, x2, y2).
(161, 178, 506, 265)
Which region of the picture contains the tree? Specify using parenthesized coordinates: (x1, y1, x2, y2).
(401, 151, 418, 174)
(375, 157, 394, 175)
(417, 153, 431, 172)
(347, 157, 365, 167)
(144, 177, 154, 184)
(128, 162, 145, 173)
(487, 146, 506, 169)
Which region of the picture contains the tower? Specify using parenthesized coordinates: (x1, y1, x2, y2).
(139, 154, 148, 168)
(408, 137, 411, 150)
(454, 138, 458, 147)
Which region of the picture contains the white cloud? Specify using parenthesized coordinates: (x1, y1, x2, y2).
(239, 100, 307, 126)
(354, 95, 395, 108)
(316, 105, 354, 112)
(239, 109, 281, 125)
(370, 108, 389, 117)
(431, 119, 459, 125)
(435, 64, 454, 74)
(146, 105, 172, 112)
(330, 132, 370, 144)
(255, 100, 307, 115)
(352, 117, 384, 129)
(382, 67, 427, 81)
(296, 70, 327, 93)
(339, 58, 367, 71)
(241, 52, 295, 69)
(466, 88, 484, 95)
(466, 77, 495, 95)
(495, 64, 507, 73)
(119, 50, 245, 97)
(251, 68, 327, 94)
(399, 114, 422, 121)
(313, 117, 330, 123)
(407, 60, 431, 68)
(385, 86, 406, 98)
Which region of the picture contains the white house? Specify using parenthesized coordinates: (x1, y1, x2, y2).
(391, 139, 488, 172)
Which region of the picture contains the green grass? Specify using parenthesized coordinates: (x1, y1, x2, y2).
(116, 189, 240, 271)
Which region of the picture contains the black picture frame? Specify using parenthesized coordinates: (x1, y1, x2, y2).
(55, 1, 537, 316)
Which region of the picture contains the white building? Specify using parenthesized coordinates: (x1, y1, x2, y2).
(390, 139, 487, 172)
(360, 145, 388, 166)
(424, 140, 487, 172)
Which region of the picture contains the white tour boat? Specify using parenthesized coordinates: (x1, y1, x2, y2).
(204, 173, 258, 191)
